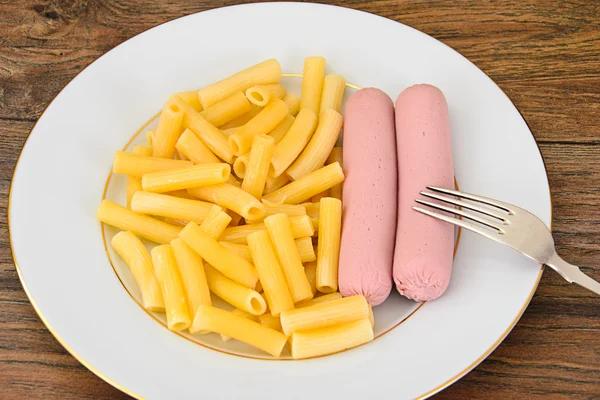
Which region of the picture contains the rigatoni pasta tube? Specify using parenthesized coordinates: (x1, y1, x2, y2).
(297, 292, 343, 308)
(97, 200, 181, 244)
(199, 205, 231, 239)
(245, 84, 287, 107)
(176, 89, 203, 112)
(113, 151, 192, 178)
(286, 109, 343, 180)
(241, 135, 275, 199)
(268, 114, 295, 144)
(153, 103, 184, 159)
(280, 295, 369, 336)
(247, 230, 294, 316)
(259, 313, 282, 332)
(146, 130, 155, 147)
(126, 145, 153, 208)
(170, 238, 211, 319)
(304, 261, 317, 296)
(204, 264, 266, 316)
(221, 309, 259, 341)
(179, 222, 258, 288)
(219, 241, 253, 264)
(175, 129, 220, 164)
(219, 104, 263, 130)
(220, 215, 314, 244)
(270, 109, 318, 177)
(232, 153, 249, 179)
(197, 59, 282, 108)
(283, 93, 300, 116)
(190, 305, 287, 357)
(111, 231, 164, 312)
(151, 245, 191, 331)
(228, 98, 288, 156)
(264, 214, 313, 303)
(291, 319, 374, 360)
(326, 147, 343, 200)
(200, 92, 251, 127)
(187, 183, 265, 220)
(131, 191, 213, 224)
(319, 74, 346, 119)
(300, 56, 326, 115)
(168, 95, 234, 163)
(264, 174, 289, 195)
(317, 197, 342, 293)
(263, 162, 345, 205)
(245, 203, 306, 224)
(142, 163, 230, 193)
(295, 237, 316, 263)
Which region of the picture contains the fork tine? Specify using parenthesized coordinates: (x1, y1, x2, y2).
(412, 206, 500, 241)
(427, 186, 514, 213)
(415, 199, 504, 231)
(420, 191, 507, 221)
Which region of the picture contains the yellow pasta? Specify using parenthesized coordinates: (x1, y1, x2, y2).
(199, 205, 231, 239)
(126, 145, 153, 209)
(111, 231, 164, 312)
(146, 130, 155, 147)
(286, 109, 343, 180)
(113, 151, 192, 178)
(200, 92, 252, 127)
(304, 261, 317, 296)
(220, 309, 259, 341)
(151, 245, 191, 331)
(241, 135, 275, 199)
(228, 98, 288, 156)
(197, 59, 282, 108)
(297, 292, 343, 308)
(264, 214, 313, 303)
(204, 264, 266, 316)
(131, 191, 214, 224)
(245, 203, 306, 224)
(175, 129, 220, 164)
(226, 209, 243, 226)
(220, 215, 314, 244)
(247, 230, 294, 316)
(219, 104, 263, 130)
(179, 222, 258, 288)
(300, 56, 326, 115)
(187, 183, 265, 220)
(219, 241, 253, 264)
(170, 238, 212, 319)
(176, 89, 203, 112)
(259, 313, 282, 332)
(168, 95, 234, 163)
(283, 93, 300, 116)
(232, 152, 249, 179)
(295, 236, 316, 263)
(290, 319, 374, 360)
(153, 103, 184, 159)
(97, 200, 181, 244)
(245, 84, 287, 107)
(131, 144, 153, 156)
(269, 109, 318, 178)
(319, 74, 346, 119)
(264, 174, 290, 195)
(280, 295, 369, 336)
(141, 163, 231, 193)
(326, 147, 343, 200)
(317, 197, 342, 293)
(190, 305, 287, 357)
(263, 162, 345, 205)
(267, 114, 295, 144)
(311, 190, 329, 202)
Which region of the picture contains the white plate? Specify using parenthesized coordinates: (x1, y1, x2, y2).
(9, 3, 551, 399)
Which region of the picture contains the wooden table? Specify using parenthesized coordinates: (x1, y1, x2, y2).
(1, 1, 598, 398)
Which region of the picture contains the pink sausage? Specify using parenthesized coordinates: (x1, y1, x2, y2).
(393, 84, 454, 302)
(339, 88, 397, 306)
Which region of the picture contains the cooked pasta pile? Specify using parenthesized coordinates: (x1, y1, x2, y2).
(97, 57, 374, 359)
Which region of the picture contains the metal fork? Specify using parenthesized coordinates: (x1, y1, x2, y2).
(413, 186, 600, 295)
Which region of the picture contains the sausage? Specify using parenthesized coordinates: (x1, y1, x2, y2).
(393, 84, 455, 301)
(338, 88, 397, 306)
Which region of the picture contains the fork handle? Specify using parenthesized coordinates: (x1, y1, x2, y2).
(546, 253, 600, 295)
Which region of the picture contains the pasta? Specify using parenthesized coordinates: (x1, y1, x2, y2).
(297, 292, 343, 308)
(264, 174, 289, 195)
(220, 215, 314, 244)
(145, 130, 155, 147)
(259, 313, 282, 332)
(97, 200, 181, 244)
(221, 309, 259, 341)
(326, 147, 343, 200)
(130, 191, 214, 224)
(175, 129, 220, 164)
(245, 203, 306, 224)
(247, 230, 294, 316)
(286, 109, 343, 180)
(187, 183, 265, 220)
(204, 264, 266, 315)
(264, 214, 313, 303)
(270, 109, 318, 177)
(232, 152, 249, 179)
(176, 89, 203, 112)
(241, 135, 275, 198)
(200, 92, 252, 127)
(111, 231, 164, 311)
(295, 237, 316, 263)
(151, 245, 191, 331)
(283, 93, 300, 116)
(263, 162, 345, 205)
(267, 114, 295, 144)
(197, 59, 281, 108)
(219, 241, 253, 263)
(179, 222, 258, 288)
(219, 104, 263, 130)
(126, 145, 153, 208)
(225, 209, 243, 226)
(141, 163, 231, 193)
(113, 151, 192, 178)
(304, 261, 317, 296)
(199, 205, 231, 239)
(299, 56, 326, 115)
(316, 197, 342, 293)
(190, 305, 287, 357)
(153, 103, 184, 159)
(319, 74, 346, 119)
(245, 84, 287, 107)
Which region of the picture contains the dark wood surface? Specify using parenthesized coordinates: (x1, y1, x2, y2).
(1, 1, 599, 398)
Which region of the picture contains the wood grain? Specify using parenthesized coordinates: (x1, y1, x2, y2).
(1, 1, 599, 398)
